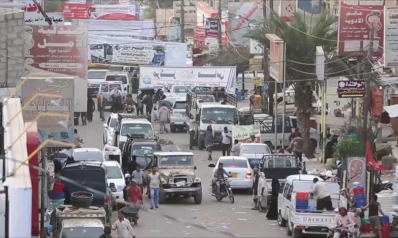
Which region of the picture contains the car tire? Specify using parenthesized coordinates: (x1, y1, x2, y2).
(170, 125, 176, 133)
(158, 189, 166, 204)
(292, 228, 302, 238)
(194, 187, 202, 204)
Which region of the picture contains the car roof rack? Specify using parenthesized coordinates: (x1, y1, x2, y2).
(118, 113, 151, 122)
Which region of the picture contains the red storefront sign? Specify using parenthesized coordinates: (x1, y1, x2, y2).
(62, 3, 136, 20)
(337, 0, 384, 57)
(25, 26, 88, 80)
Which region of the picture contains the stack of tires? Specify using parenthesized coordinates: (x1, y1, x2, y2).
(295, 192, 309, 211)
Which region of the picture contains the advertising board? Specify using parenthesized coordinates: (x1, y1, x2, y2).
(112, 44, 165, 65)
(232, 125, 261, 143)
(173, 1, 196, 29)
(62, 3, 136, 20)
(384, 6, 398, 67)
(266, 34, 285, 83)
(337, 81, 365, 98)
(24, 12, 64, 25)
(24, 26, 88, 112)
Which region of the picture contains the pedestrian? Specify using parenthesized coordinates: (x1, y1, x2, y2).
(143, 94, 153, 116)
(136, 93, 144, 116)
(188, 113, 196, 150)
(127, 179, 142, 207)
(99, 93, 106, 121)
(112, 211, 136, 238)
(257, 172, 268, 212)
(289, 128, 300, 142)
(266, 179, 280, 219)
(251, 167, 260, 210)
(132, 165, 145, 194)
(99, 225, 112, 238)
(74, 129, 82, 147)
(287, 132, 304, 163)
(310, 178, 334, 211)
(158, 103, 170, 133)
(110, 86, 123, 113)
(362, 194, 384, 238)
(248, 134, 256, 143)
(87, 95, 95, 122)
(148, 165, 161, 209)
(221, 126, 232, 156)
(231, 139, 240, 156)
(204, 125, 214, 160)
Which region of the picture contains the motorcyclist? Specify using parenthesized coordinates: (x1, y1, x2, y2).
(333, 207, 355, 238)
(212, 163, 230, 195)
(110, 86, 123, 113)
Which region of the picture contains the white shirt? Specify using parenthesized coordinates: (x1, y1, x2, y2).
(112, 218, 135, 238)
(111, 88, 122, 96)
(188, 118, 196, 131)
(148, 172, 161, 188)
(311, 181, 330, 200)
(221, 131, 231, 144)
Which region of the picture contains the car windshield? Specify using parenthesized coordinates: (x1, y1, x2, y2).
(110, 118, 118, 127)
(174, 101, 186, 110)
(220, 159, 248, 168)
(121, 123, 153, 136)
(267, 157, 297, 168)
(136, 156, 150, 168)
(106, 75, 127, 84)
(202, 107, 236, 124)
(106, 166, 123, 179)
(61, 227, 104, 238)
(132, 148, 154, 157)
(88, 71, 107, 79)
(173, 86, 189, 93)
(73, 151, 103, 162)
(100, 84, 122, 92)
(241, 145, 271, 155)
(159, 155, 193, 166)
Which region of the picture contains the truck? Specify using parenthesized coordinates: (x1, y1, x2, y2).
(252, 114, 292, 150)
(186, 87, 238, 150)
(277, 174, 340, 238)
(50, 205, 107, 238)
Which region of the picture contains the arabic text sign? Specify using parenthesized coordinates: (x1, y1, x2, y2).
(205, 18, 219, 38)
(139, 66, 236, 89)
(337, 0, 384, 57)
(62, 3, 136, 20)
(21, 77, 74, 145)
(111, 44, 165, 65)
(384, 7, 398, 67)
(337, 81, 365, 98)
(266, 34, 285, 83)
(25, 12, 65, 26)
(232, 125, 261, 143)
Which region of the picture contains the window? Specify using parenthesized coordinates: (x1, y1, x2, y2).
(106, 75, 128, 84)
(100, 83, 122, 92)
(109, 118, 118, 127)
(61, 227, 104, 238)
(202, 107, 236, 124)
(241, 145, 271, 155)
(109, 84, 122, 91)
(120, 123, 153, 136)
(73, 151, 103, 162)
(283, 183, 290, 198)
(106, 166, 123, 179)
(132, 148, 154, 157)
(88, 71, 107, 79)
(159, 155, 193, 166)
(220, 159, 248, 168)
(174, 101, 186, 110)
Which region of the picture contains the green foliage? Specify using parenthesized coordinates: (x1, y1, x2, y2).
(333, 137, 361, 163)
(204, 49, 250, 74)
(44, 0, 67, 12)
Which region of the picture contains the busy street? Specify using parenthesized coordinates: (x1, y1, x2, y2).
(78, 102, 289, 238)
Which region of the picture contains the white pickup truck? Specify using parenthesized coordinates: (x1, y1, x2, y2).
(278, 174, 340, 238)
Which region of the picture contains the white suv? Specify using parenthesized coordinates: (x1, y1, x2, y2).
(170, 98, 188, 132)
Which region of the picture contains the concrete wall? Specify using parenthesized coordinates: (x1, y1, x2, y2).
(0, 8, 25, 88)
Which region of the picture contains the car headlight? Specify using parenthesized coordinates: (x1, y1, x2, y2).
(194, 177, 201, 183)
(116, 186, 124, 192)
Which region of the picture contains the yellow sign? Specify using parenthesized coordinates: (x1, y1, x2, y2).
(249, 58, 262, 71)
(252, 77, 263, 86)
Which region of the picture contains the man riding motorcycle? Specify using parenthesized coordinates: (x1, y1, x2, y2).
(333, 207, 356, 238)
(212, 162, 230, 195)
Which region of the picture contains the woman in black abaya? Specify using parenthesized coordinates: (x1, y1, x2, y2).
(266, 178, 280, 220)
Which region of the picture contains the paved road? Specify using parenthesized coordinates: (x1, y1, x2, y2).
(75, 103, 289, 238)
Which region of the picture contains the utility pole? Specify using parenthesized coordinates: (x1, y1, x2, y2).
(180, 0, 185, 43)
(361, 27, 375, 152)
(263, 0, 272, 115)
(217, 0, 222, 49)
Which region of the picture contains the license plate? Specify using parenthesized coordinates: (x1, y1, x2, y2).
(231, 173, 238, 178)
(176, 181, 186, 187)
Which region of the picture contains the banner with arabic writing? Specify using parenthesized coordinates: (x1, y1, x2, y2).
(24, 26, 88, 112)
(337, 81, 365, 98)
(232, 125, 261, 143)
(21, 77, 75, 145)
(111, 44, 165, 65)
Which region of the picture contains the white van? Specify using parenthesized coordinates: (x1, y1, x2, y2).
(277, 174, 340, 238)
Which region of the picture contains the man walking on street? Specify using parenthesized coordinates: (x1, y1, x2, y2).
(158, 103, 170, 133)
(148, 166, 161, 209)
(188, 114, 196, 149)
(288, 132, 304, 163)
(112, 211, 136, 238)
(252, 167, 260, 210)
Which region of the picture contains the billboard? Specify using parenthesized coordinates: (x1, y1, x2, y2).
(112, 44, 165, 65)
(21, 77, 74, 144)
(78, 20, 155, 38)
(337, 81, 365, 98)
(24, 26, 88, 112)
(347, 157, 367, 196)
(384, 6, 398, 67)
(337, 0, 384, 57)
(139, 66, 236, 90)
(232, 125, 261, 143)
(24, 12, 64, 25)
(266, 34, 285, 83)
(316, 46, 325, 81)
(62, 3, 136, 20)
(228, 2, 262, 47)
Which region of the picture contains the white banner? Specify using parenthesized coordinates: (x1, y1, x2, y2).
(384, 6, 398, 67)
(111, 44, 165, 65)
(232, 125, 261, 143)
(316, 46, 325, 81)
(77, 20, 155, 38)
(139, 66, 236, 91)
(24, 12, 65, 25)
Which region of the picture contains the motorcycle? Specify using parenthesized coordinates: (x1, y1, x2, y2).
(380, 180, 393, 191)
(329, 224, 358, 238)
(126, 105, 134, 113)
(212, 177, 234, 203)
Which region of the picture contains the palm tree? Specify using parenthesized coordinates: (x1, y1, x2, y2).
(246, 12, 356, 157)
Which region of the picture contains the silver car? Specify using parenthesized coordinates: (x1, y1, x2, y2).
(170, 98, 188, 132)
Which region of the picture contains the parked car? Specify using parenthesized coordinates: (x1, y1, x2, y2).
(72, 148, 104, 162)
(170, 98, 188, 132)
(104, 160, 125, 209)
(103, 113, 118, 145)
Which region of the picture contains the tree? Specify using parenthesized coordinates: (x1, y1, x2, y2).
(246, 12, 356, 157)
(204, 48, 250, 76)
